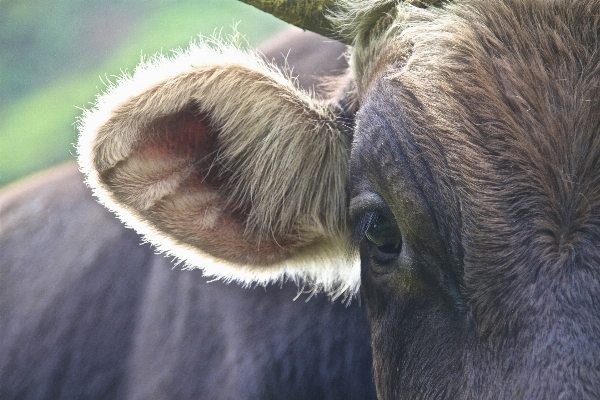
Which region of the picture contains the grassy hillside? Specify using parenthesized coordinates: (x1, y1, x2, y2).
(0, 0, 285, 186)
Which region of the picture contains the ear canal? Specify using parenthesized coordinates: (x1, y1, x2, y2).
(77, 40, 359, 296)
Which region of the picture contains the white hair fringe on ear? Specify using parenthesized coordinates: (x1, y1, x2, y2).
(76, 34, 361, 300)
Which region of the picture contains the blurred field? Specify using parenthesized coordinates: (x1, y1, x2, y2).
(0, 0, 285, 186)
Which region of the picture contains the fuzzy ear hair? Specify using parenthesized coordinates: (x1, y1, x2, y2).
(77, 40, 359, 297)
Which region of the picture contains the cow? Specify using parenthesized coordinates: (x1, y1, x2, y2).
(0, 28, 377, 399)
(72, 0, 600, 398)
(4, 0, 600, 398)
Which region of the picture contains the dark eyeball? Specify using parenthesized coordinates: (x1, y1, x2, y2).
(366, 214, 402, 254)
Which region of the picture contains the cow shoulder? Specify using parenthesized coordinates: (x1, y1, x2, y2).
(0, 162, 154, 398)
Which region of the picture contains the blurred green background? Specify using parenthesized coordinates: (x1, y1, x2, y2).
(0, 0, 285, 186)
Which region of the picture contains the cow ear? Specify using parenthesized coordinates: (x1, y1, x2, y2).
(77, 41, 359, 297)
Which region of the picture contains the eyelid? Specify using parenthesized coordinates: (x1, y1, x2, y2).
(349, 192, 388, 220)
(350, 192, 397, 251)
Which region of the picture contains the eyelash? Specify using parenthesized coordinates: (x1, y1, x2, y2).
(351, 212, 378, 248)
(351, 211, 403, 258)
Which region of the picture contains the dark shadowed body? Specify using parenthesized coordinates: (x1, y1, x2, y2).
(0, 28, 376, 400)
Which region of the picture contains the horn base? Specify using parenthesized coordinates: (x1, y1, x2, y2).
(239, 0, 346, 43)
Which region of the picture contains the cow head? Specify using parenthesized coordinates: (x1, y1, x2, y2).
(78, 0, 600, 398)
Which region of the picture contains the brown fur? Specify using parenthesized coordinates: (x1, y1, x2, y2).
(345, 0, 600, 397)
(356, 0, 600, 325)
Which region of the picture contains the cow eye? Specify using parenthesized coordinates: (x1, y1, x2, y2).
(365, 214, 402, 254)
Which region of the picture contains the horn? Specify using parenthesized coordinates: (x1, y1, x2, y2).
(238, 0, 345, 43)
(238, 1, 448, 46)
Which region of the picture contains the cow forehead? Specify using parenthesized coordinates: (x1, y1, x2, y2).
(350, 0, 600, 269)
(348, 0, 600, 100)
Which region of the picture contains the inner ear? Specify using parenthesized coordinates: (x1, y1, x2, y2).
(130, 105, 226, 194)
(98, 103, 301, 266)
